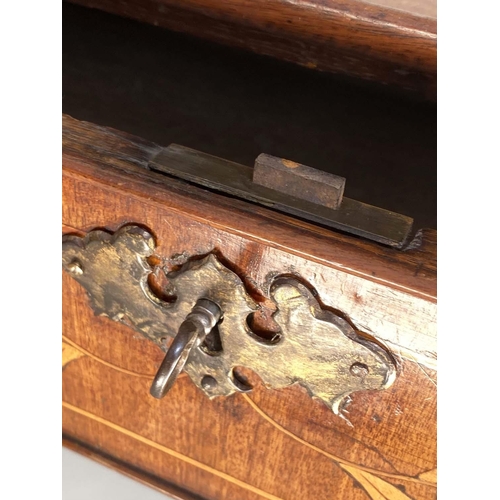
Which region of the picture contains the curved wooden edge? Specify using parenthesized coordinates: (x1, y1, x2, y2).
(66, 0, 436, 98)
(63, 435, 205, 500)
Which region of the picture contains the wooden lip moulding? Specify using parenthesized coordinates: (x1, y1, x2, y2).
(67, 0, 437, 99)
(62, 115, 437, 500)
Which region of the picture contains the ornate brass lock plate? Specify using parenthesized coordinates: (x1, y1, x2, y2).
(62, 225, 396, 414)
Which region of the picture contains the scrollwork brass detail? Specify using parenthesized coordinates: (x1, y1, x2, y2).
(62, 225, 396, 414)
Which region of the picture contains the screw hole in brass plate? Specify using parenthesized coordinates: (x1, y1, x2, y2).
(201, 375, 218, 391)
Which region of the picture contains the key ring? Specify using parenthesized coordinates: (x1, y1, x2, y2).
(150, 298, 222, 399)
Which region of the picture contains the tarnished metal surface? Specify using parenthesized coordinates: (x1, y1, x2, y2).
(149, 145, 413, 248)
(62, 225, 396, 414)
(150, 299, 222, 399)
(253, 153, 346, 210)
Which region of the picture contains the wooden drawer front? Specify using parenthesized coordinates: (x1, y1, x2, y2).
(62, 115, 437, 500)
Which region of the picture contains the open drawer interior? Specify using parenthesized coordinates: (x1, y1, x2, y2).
(63, 2, 436, 232)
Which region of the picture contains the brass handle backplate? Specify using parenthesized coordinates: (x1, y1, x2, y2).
(62, 225, 396, 415)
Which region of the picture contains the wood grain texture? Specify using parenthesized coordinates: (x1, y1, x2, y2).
(360, 0, 435, 19)
(63, 435, 204, 500)
(62, 115, 437, 499)
(67, 0, 436, 99)
(62, 2, 437, 230)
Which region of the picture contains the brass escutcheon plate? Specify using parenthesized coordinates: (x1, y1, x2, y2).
(62, 225, 396, 414)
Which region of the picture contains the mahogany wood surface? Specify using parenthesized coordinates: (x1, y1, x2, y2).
(62, 115, 437, 499)
(66, 0, 436, 99)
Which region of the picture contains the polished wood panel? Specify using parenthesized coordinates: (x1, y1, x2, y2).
(62, 115, 437, 499)
(67, 0, 436, 98)
(360, 0, 435, 18)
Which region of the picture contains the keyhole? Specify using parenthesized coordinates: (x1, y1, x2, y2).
(200, 321, 223, 356)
